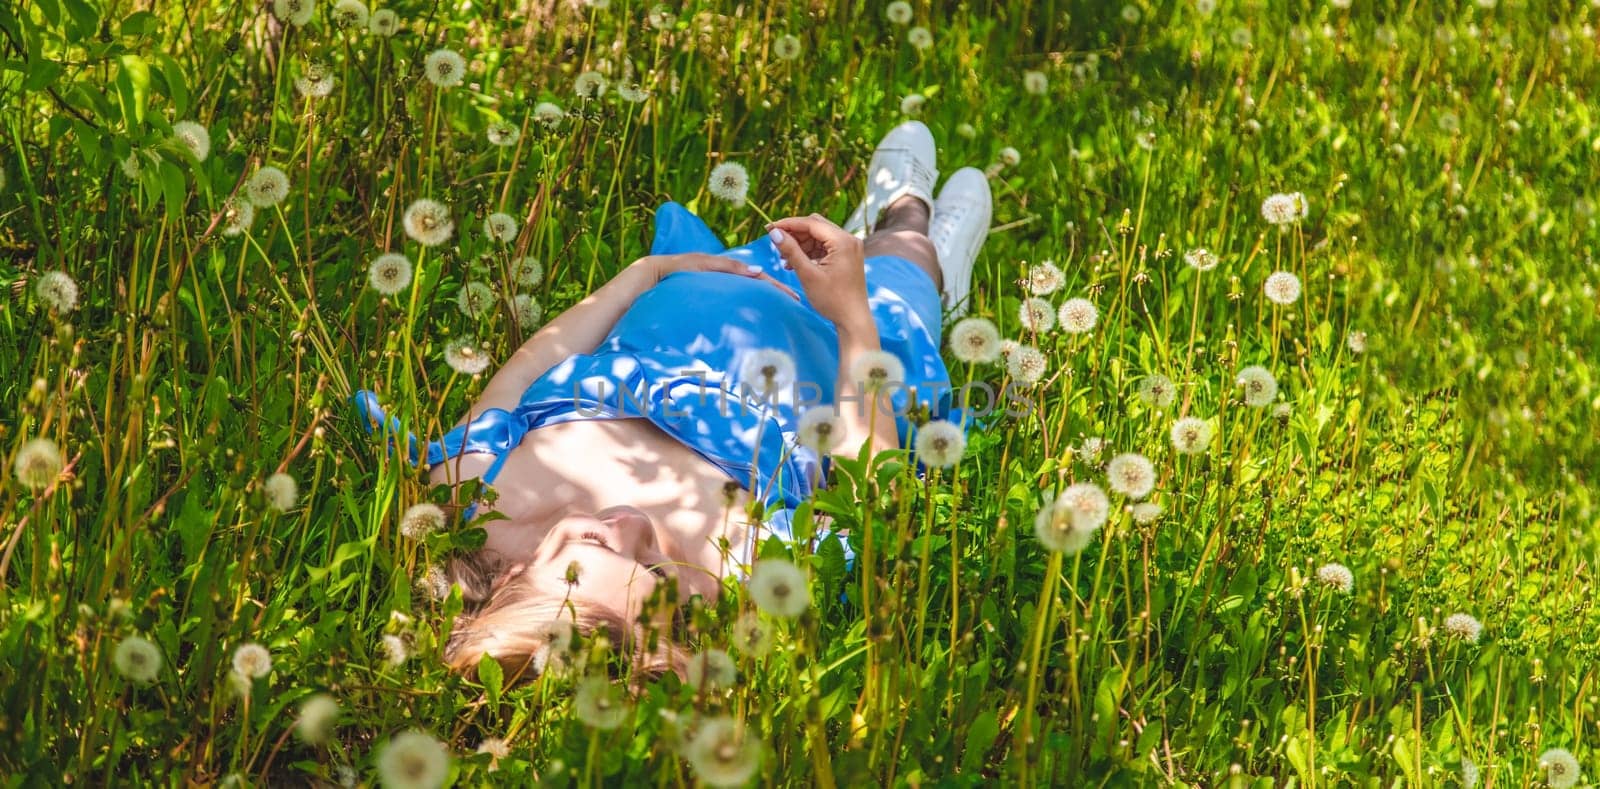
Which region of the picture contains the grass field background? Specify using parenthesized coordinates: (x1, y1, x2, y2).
(2, 0, 1597, 785)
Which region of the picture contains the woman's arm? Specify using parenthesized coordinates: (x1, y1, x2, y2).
(766, 216, 902, 458)
(453, 254, 795, 428)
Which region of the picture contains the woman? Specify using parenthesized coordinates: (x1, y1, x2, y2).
(352, 122, 992, 679)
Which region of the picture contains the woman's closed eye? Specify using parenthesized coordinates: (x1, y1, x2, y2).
(576, 531, 666, 580)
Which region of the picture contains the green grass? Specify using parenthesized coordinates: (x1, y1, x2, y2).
(2, 0, 1597, 785)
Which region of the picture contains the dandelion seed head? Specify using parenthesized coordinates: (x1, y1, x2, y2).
(13, 437, 64, 491)
(231, 642, 273, 679)
(1023, 70, 1049, 95)
(377, 730, 450, 789)
(444, 338, 491, 375)
(1129, 502, 1163, 524)
(511, 256, 544, 288)
(533, 102, 565, 125)
(172, 121, 211, 162)
(742, 348, 796, 394)
(1077, 436, 1106, 465)
(1026, 260, 1065, 295)
(686, 649, 737, 692)
(1170, 417, 1214, 455)
(484, 212, 519, 243)
(1273, 402, 1292, 422)
(1443, 613, 1483, 644)
(296, 694, 341, 744)
(1539, 748, 1580, 789)
(796, 407, 843, 454)
(1121, 4, 1141, 22)
(513, 293, 542, 327)
(646, 5, 674, 29)
(885, 1, 913, 24)
(113, 636, 163, 683)
(1137, 374, 1177, 409)
(381, 633, 410, 666)
(294, 62, 336, 98)
(367, 253, 413, 295)
(956, 123, 977, 139)
(403, 198, 454, 246)
(273, 0, 315, 27)
(685, 716, 762, 787)
(998, 146, 1022, 167)
(1235, 365, 1279, 407)
(222, 197, 255, 236)
(35, 271, 80, 313)
(416, 565, 450, 602)
(1315, 562, 1355, 594)
(399, 503, 446, 540)
(574, 70, 608, 98)
(731, 612, 773, 656)
(848, 349, 905, 391)
(1107, 453, 1156, 499)
(486, 121, 520, 147)
(246, 166, 291, 207)
(708, 161, 750, 205)
(948, 317, 1002, 363)
(369, 8, 399, 35)
(1034, 483, 1109, 554)
(1264, 271, 1302, 305)
(574, 677, 631, 729)
(424, 48, 467, 88)
(1460, 757, 1479, 788)
(1346, 330, 1367, 353)
(1261, 192, 1309, 225)
(1184, 247, 1219, 271)
(1006, 344, 1048, 384)
(749, 559, 809, 618)
(120, 150, 147, 179)
(1018, 297, 1056, 333)
(457, 282, 496, 320)
(773, 34, 803, 61)
(907, 26, 933, 50)
(914, 420, 966, 468)
(331, 0, 368, 28)
(1057, 297, 1099, 333)
(263, 472, 298, 512)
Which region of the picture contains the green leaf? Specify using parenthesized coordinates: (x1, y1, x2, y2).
(116, 53, 151, 128)
(478, 652, 503, 708)
(153, 52, 190, 118)
(158, 159, 187, 220)
(61, 0, 99, 41)
(452, 527, 488, 551)
(120, 10, 160, 37)
(954, 708, 998, 773)
(23, 60, 64, 92)
(814, 530, 846, 588)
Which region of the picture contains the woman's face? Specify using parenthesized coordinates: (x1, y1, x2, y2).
(504, 505, 718, 621)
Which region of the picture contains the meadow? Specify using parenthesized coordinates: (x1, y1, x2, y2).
(2, 0, 1598, 785)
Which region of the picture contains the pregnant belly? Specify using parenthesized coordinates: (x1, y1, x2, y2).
(433, 417, 743, 531)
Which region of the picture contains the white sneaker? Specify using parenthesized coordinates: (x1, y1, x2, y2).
(843, 121, 938, 236)
(927, 167, 991, 319)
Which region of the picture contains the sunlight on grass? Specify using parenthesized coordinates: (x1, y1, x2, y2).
(2, 0, 1597, 785)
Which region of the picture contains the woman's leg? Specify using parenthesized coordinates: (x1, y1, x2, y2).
(863, 196, 942, 292)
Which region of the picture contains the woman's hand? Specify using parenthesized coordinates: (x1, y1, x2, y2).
(765, 215, 873, 335)
(636, 253, 799, 300)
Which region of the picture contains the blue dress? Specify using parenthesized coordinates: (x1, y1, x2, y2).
(352, 202, 961, 563)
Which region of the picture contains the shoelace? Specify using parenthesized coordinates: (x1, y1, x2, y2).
(875, 148, 936, 190)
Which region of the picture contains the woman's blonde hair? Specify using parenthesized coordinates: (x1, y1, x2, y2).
(440, 550, 690, 683)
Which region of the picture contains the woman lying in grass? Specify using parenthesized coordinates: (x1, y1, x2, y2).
(353, 122, 991, 680)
